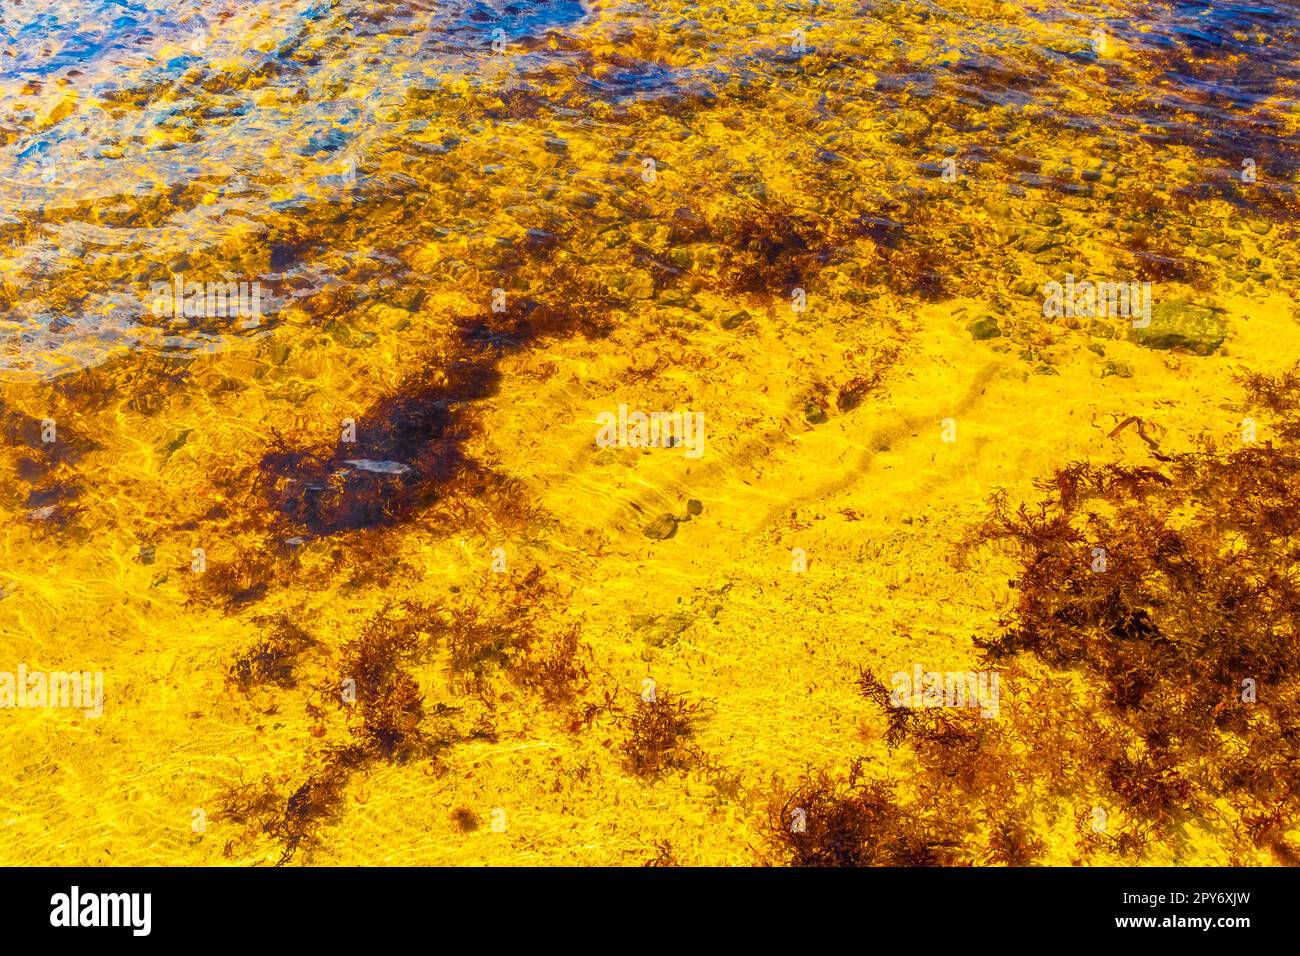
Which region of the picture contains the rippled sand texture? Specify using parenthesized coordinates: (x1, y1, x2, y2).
(1, 0, 1298, 865)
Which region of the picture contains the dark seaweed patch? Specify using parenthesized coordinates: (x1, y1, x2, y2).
(218, 570, 592, 863)
(618, 690, 708, 780)
(769, 759, 958, 866)
(256, 263, 611, 537)
(771, 366, 1300, 865)
(229, 613, 317, 690)
(219, 744, 367, 866)
(189, 548, 281, 610)
(336, 601, 440, 760)
(0, 401, 98, 517)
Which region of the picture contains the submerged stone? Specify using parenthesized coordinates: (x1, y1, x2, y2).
(1130, 301, 1227, 356)
(342, 459, 412, 475)
(893, 110, 931, 138)
(657, 288, 697, 310)
(1089, 319, 1116, 339)
(967, 315, 1002, 340)
(643, 514, 678, 540)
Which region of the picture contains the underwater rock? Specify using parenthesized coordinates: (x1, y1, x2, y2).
(967, 315, 1002, 340)
(643, 514, 678, 540)
(627, 272, 655, 299)
(383, 286, 426, 312)
(300, 127, 350, 155)
(342, 459, 413, 475)
(1130, 301, 1227, 356)
(1088, 319, 1116, 339)
(638, 612, 693, 648)
(1023, 234, 1056, 254)
(657, 288, 698, 310)
(524, 229, 559, 252)
(267, 340, 292, 366)
(892, 110, 931, 138)
(720, 309, 751, 330)
(602, 229, 630, 248)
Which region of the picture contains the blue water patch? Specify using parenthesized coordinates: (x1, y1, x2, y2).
(460, 0, 588, 40)
(301, 126, 352, 155)
(0, 5, 187, 79)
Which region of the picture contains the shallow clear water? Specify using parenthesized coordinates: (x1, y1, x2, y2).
(0, 0, 1297, 867)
